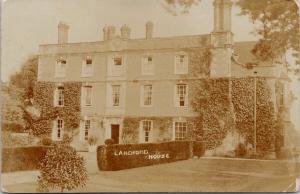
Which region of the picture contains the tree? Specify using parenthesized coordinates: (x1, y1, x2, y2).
(37, 136, 88, 192)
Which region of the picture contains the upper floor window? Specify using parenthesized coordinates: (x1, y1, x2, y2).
(82, 85, 92, 106)
(54, 86, 64, 107)
(175, 84, 188, 107)
(174, 121, 187, 141)
(109, 56, 124, 76)
(142, 56, 154, 75)
(112, 85, 120, 106)
(55, 58, 67, 77)
(81, 56, 93, 77)
(175, 54, 188, 74)
(141, 120, 153, 143)
(142, 85, 152, 106)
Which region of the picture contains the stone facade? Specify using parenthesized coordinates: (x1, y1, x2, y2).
(37, 0, 291, 151)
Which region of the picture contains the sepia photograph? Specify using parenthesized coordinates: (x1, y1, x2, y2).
(1, 0, 300, 192)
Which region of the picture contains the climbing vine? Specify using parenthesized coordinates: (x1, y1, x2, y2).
(33, 82, 81, 137)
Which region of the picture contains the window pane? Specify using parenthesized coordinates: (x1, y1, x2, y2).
(176, 84, 187, 107)
(114, 57, 122, 66)
(84, 86, 92, 106)
(143, 120, 152, 142)
(175, 122, 187, 141)
(112, 85, 120, 106)
(143, 85, 152, 106)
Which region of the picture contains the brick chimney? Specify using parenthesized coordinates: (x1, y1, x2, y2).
(121, 24, 131, 39)
(145, 21, 154, 39)
(58, 21, 69, 44)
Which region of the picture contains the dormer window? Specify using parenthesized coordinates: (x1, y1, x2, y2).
(82, 56, 93, 77)
(55, 58, 67, 77)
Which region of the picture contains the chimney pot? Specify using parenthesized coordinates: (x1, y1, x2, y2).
(145, 21, 154, 39)
(58, 21, 69, 44)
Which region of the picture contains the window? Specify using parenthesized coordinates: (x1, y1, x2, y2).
(112, 85, 120, 106)
(176, 84, 188, 107)
(55, 58, 67, 77)
(82, 85, 92, 106)
(84, 120, 91, 140)
(54, 86, 64, 107)
(114, 57, 122, 66)
(143, 85, 152, 106)
(82, 56, 93, 77)
(175, 54, 188, 74)
(174, 122, 187, 141)
(142, 56, 154, 75)
(56, 119, 64, 140)
(142, 120, 152, 143)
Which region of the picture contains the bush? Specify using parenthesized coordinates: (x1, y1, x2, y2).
(88, 136, 98, 146)
(104, 138, 115, 146)
(2, 146, 50, 172)
(235, 143, 247, 158)
(37, 138, 88, 192)
(97, 141, 193, 171)
(193, 141, 205, 158)
(41, 137, 52, 146)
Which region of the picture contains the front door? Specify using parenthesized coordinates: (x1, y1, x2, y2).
(111, 124, 120, 144)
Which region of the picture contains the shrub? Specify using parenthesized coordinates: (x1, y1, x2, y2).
(41, 137, 52, 146)
(97, 141, 193, 171)
(193, 141, 205, 158)
(37, 138, 88, 192)
(2, 146, 50, 172)
(88, 136, 98, 146)
(104, 138, 115, 146)
(235, 143, 247, 158)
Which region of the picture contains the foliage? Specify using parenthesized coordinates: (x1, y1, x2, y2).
(41, 137, 53, 146)
(1, 84, 25, 132)
(234, 143, 247, 158)
(122, 118, 140, 144)
(193, 141, 205, 157)
(104, 138, 115, 146)
(33, 82, 81, 136)
(2, 146, 49, 173)
(37, 137, 88, 192)
(162, 0, 201, 15)
(97, 141, 193, 171)
(88, 136, 98, 146)
(236, 0, 299, 65)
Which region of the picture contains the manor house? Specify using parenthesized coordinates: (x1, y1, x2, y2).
(37, 0, 291, 150)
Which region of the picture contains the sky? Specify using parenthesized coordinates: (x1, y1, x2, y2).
(1, 0, 299, 129)
(1, 0, 257, 82)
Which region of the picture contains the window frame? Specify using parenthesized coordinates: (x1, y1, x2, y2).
(141, 56, 154, 75)
(140, 120, 153, 143)
(56, 119, 64, 140)
(82, 85, 93, 107)
(174, 121, 187, 141)
(81, 56, 93, 77)
(141, 84, 153, 107)
(175, 84, 188, 107)
(54, 86, 64, 107)
(174, 53, 188, 74)
(55, 57, 67, 78)
(111, 85, 121, 107)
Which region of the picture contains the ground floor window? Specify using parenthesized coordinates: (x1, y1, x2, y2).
(174, 121, 187, 141)
(53, 119, 64, 140)
(84, 120, 91, 140)
(141, 120, 152, 143)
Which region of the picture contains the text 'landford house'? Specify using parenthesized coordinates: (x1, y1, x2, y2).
(36, 0, 291, 150)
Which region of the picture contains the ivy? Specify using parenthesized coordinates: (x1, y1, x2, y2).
(33, 82, 81, 137)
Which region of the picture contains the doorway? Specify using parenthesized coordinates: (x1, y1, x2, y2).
(111, 124, 120, 144)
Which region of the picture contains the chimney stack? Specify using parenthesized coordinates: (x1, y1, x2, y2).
(145, 21, 153, 39)
(103, 25, 109, 41)
(121, 24, 131, 39)
(107, 25, 116, 40)
(58, 21, 69, 44)
(213, 0, 233, 32)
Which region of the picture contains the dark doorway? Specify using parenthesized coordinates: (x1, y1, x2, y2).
(111, 124, 120, 144)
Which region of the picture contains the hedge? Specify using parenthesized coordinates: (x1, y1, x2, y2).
(97, 141, 200, 171)
(2, 146, 51, 172)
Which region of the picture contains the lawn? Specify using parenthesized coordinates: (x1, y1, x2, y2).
(2, 153, 299, 192)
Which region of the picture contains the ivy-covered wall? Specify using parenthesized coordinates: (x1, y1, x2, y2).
(33, 82, 81, 137)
